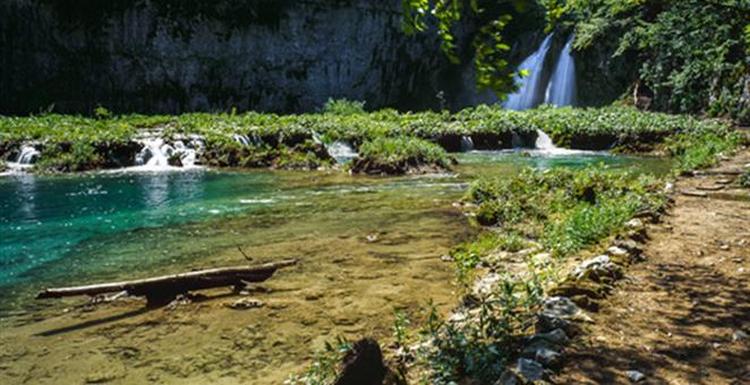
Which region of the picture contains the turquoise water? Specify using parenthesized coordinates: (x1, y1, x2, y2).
(0, 151, 670, 314)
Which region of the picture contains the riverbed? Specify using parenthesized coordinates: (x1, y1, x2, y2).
(0, 151, 670, 385)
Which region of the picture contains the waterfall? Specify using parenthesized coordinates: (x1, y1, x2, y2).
(460, 136, 475, 152)
(133, 137, 199, 170)
(233, 134, 251, 146)
(504, 34, 554, 111)
(135, 138, 169, 167)
(327, 141, 357, 164)
(545, 34, 577, 107)
(16, 145, 40, 164)
(534, 130, 556, 151)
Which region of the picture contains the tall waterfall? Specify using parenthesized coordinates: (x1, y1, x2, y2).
(503, 34, 554, 111)
(545, 34, 577, 107)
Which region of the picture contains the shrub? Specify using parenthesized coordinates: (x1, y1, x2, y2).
(35, 142, 102, 172)
(321, 98, 366, 115)
(351, 137, 453, 175)
(466, 166, 666, 258)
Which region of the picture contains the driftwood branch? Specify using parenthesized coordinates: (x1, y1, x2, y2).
(36, 259, 297, 306)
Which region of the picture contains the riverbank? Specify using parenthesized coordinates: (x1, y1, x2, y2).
(283, 129, 746, 384)
(553, 150, 750, 384)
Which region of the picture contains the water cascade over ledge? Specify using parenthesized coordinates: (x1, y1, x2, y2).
(132, 137, 201, 171)
(503, 34, 580, 153)
(503, 34, 554, 110)
(545, 34, 577, 107)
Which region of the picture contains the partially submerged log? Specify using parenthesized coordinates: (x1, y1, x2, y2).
(36, 259, 297, 306)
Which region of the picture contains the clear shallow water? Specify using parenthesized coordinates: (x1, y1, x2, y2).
(0, 151, 670, 314)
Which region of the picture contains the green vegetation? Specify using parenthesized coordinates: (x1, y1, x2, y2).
(351, 137, 453, 175)
(740, 170, 750, 188)
(468, 166, 667, 257)
(665, 130, 744, 173)
(565, 0, 750, 123)
(414, 275, 544, 384)
(285, 337, 352, 385)
(321, 98, 366, 115)
(1, 104, 737, 173)
(403, 1, 749, 123)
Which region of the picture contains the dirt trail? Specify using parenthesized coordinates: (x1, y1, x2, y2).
(553, 151, 750, 385)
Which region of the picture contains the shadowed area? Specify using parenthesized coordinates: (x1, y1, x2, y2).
(553, 153, 750, 385)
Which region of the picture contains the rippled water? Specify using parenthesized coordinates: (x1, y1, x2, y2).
(0, 151, 670, 314)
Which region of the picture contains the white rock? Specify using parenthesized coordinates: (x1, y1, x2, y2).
(607, 246, 629, 258)
(625, 218, 644, 230)
(626, 370, 646, 383)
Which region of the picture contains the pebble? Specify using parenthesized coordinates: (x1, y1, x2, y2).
(625, 218, 644, 230)
(534, 348, 561, 366)
(516, 358, 545, 382)
(626, 370, 646, 383)
(732, 330, 748, 341)
(226, 298, 264, 310)
(607, 246, 629, 258)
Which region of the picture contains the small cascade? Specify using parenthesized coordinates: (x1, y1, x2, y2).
(545, 34, 577, 107)
(133, 137, 200, 170)
(460, 136, 475, 152)
(3, 144, 40, 174)
(135, 138, 169, 167)
(233, 134, 251, 146)
(534, 130, 556, 150)
(326, 141, 358, 164)
(16, 145, 40, 165)
(504, 34, 554, 111)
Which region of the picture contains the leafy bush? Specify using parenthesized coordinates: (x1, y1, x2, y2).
(351, 137, 453, 175)
(566, 0, 750, 124)
(35, 141, 103, 172)
(416, 275, 543, 384)
(321, 98, 366, 115)
(665, 130, 743, 172)
(467, 165, 666, 258)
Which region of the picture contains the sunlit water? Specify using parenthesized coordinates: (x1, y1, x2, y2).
(0, 151, 670, 314)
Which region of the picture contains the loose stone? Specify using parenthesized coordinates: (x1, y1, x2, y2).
(516, 358, 545, 382)
(626, 370, 646, 383)
(226, 298, 264, 310)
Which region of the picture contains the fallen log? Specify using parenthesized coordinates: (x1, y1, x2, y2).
(36, 259, 297, 306)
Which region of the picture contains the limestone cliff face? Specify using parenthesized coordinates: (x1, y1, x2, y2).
(1, 0, 468, 114)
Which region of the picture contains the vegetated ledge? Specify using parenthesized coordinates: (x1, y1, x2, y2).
(349, 137, 455, 175)
(0, 104, 738, 174)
